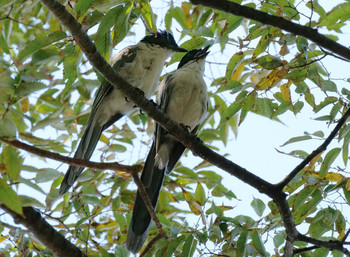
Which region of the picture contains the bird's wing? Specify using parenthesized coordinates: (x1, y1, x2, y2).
(59, 46, 138, 195)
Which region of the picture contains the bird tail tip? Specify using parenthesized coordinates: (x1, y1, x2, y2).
(125, 222, 150, 254)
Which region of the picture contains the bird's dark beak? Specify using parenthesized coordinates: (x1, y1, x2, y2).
(173, 46, 188, 52)
(197, 45, 211, 58)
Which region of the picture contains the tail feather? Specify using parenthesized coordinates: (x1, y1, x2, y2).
(126, 144, 165, 253)
(59, 118, 103, 195)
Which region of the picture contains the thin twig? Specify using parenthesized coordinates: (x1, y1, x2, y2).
(0, 137, 142, 174)
(140, 234, 163, 257)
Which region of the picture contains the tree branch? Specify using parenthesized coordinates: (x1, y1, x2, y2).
(190, 0, 350, 61)
(297, 233, 350, 256)
(39, 0, 276, 197)
(0, 137, 141, 174)
(35, 1, 350, 256)
(0, 205, 87, 257)
(276, 107, 350, 189)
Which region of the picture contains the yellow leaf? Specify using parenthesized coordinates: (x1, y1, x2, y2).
(231, 61, 245, 81)
(279, 43, 289, 56)
(250, 73, 260, 84)
(325, 172, 344, 182)
(182, 3, 193, 30)
(187, 200, 202, 215)
(99, 134, 109, 145)
(0, 235, 8, 243)
(306, 151, 323, 171)
(20, 97, 29, 113)
(310, 171, 320, 178)
(182, 188, 194, 201)
(96, 220, 118, 230)
(281, 83, 291, 102)
(345, 179, 350, 191)
(256, 68, 288, 90)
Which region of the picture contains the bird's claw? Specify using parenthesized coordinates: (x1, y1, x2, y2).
(125, 88, 145, 104)
(180, 123, 191, 132)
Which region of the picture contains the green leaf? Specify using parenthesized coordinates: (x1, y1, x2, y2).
(250, 198, 265, 216)
(18, 31, 67, 60)
(182, 234, 197, 257)
(212, 184, 229, 197)
(257, 55, 283, 69)
(281, 135, 312, 147)
(250, 230, 267, 256)
(115, 245, 130, 257)
(319, 148, 341, 177)
(216, 80, 243, 94)
(294, 189, 322, 224)
(140, 0, 156, 32)
(273, 234, 284, 248)
(237, 229, 248, 257)
(19, 195, 45, 208)
(170, 7, 189, 29)
(166, 236, 185, 257)
(225, 51, 244, 80)
(35, 168, 62, 183)
(16, 81, 47, 96)
(0, 116, 17, 139)
(97, 6, 124, 37)
(76, 0, 92, 16)
(110, 144, 127, 153)
(252, 33, 270, 59)
(0, 179, 22, 214)
(291, 185, 317, 211)
(180, 37, 206, 51)
(315, 97, 338, 113)
(296, 36, 308, 52)
(194, 182, 206, 206)
(321, 80, 337, 92)
(318, 3, 350, 28)
(2, 145, 22, 181)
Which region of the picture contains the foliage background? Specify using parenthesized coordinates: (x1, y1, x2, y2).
(1, 0, 350, 256)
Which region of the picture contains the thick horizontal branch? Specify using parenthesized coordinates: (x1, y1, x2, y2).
(0, 137, 141, 174)
(297, 233, 350, 256)
(190, 0, 350, 61)
(0, 205, 87, 257)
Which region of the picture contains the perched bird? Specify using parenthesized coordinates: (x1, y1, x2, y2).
(126, 46, 210, 253)
(59, 31, 187, 195)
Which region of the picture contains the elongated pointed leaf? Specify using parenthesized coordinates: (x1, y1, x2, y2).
(0, 179, 22, 214)
(18, 31, 66, 60)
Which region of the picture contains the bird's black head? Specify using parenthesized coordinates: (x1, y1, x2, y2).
(141, 31, 187, 52)
(178, 45, 210, 69)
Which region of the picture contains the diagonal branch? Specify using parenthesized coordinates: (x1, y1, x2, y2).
(276, 107, 350, 189)
(0, 137, 141, 174)
(39, 0, 275, 198)
(0, 204, 87, 257)
(190, 0, 350, 61)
